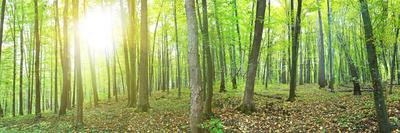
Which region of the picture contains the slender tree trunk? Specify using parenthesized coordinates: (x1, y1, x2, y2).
(0, 0, 6, 64)
(337, 34, 361, 95)
(34, 0, 41, 118)
(317, 0, 326, 88)
(60, 0, 71, 115)
(233, 0, 243, 76)
(213, 0, 226, 92)
(173, 0, 181, 98)
(12, 3, 17, 117)
(201, 0, 214, 119)
(390, 16, 399, 94)
(127, 0, 137, 108)
(137, 0, 149, 112)
(53, 0, 60, 114)
(19, 25, 24, 116)
(72, 0, 83, 125)
(327, 0, 334, 91)
(240, 0, 266, 114)
(288, 0, 302, 102)
(185, 0, 204, 131)
(359, 0, 391, 131)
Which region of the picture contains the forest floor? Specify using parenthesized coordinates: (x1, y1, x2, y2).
(1, 83, 400, 132)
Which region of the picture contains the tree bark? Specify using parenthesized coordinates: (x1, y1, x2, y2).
(185, 0, 204, 131)
(127, 0, 137, 108)
(0, 0, 6, 64)
(288, 0, 302, 102)
(72, 0, 83, 125)
(337, 34, 361, 95)
(327, 0, 334, 91)
(137, 0, 150, 112)
(60, 0, 71, 115)
(359, 0, 391, 131)
(240, 0, 266, 114)
(317, 0, 326, 88)
(34, 0, 41, 118)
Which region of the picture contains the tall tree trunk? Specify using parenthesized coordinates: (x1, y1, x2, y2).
(288, 0, 302, 102)
(60, 0, 71, 115)
(359, 0, 391, 131)
(201, 0, 214, 119)
(390, 17, 399, 94)
(19, 25, 24, 116)
(327, 0, 334, 91)
(53, 0, 60, 114)
(0, 0, 6, 64)
(233, 0, 242, 76)
(173, 0, 181, 98)
(337, 34, 361, 95)
(127, 0, 137, 108)
(12, 2, 16, 117)
(240, 0, 266, 114)
(137, 0, 149, 112)
(317, 0, 326, 88)
(213, 0, 226, 92)
(185, 0, 204, 131)
(34, 0, 41, 118)
(119, 0, 131, 107)
(88, 46, 99, 106)
(72, 0, 83, 125)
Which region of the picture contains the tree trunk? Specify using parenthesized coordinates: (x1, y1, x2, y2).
(0, 0, 6, 64)
(240, 0, 266, 114)
(337, 34, 361, 95)
(127, 0, 137, 108)
(327, 0, 334, 91)
(233, 0, 243, 76)
(53, 0, 60, 114)
(317, 0, 326, 88)
(185, 0, 204, 131)
(359, 0, 391, 131)
(72, 0, 83, 125)
(213, 0, 226, 92)
(12, 3, 16, 116)
(173, 0, 181, 97)
(60, 0, 71, 115)
(137, 0, 150, 112)
(19, 24, 24, 116)
(390, 20, 399, 94)
(34, 0, 41, 118)
(288, 0, 302, 102)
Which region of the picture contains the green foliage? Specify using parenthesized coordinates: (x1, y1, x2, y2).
(202, 118, 224, 133)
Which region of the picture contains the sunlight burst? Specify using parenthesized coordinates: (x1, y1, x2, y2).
(79, 6, 117, 56)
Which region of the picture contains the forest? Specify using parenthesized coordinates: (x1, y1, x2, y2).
(0, 0, 399, 132)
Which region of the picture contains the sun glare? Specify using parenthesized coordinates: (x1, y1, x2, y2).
(79, 6, 118, 56)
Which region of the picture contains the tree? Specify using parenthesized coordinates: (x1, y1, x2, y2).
(337, 34, 361, 95)
(127, 0, 137, 108)
(212, 0, 226, 92)
(359, 0, 391, 131)
(19, 22, 23, 116)
(34, 0, 41, 118)
(317, 0, 326, 88)
(239, 0, 266, 114)
(327, 0, 334, 91)
(72, 0, 83, 125)
(53, 0, 60, 113)
(185, 0, 204, 131)
(390, 17, 399, 94)
(201, 0, 214, 118)
(137, 0, 150, 112)
(60, 0, 71, 115)
(173, 0, 182, 98)
(288, 0, 303, 102)
(12, 1, 17, 117)
(0, 0, 6, 64)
